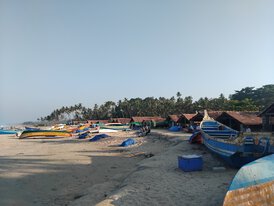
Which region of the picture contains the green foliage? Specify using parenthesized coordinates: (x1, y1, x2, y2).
(230, 84, 274, 110)
(40, 85, 273, 122)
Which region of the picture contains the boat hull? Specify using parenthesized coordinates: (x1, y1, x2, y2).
(200, 119, 273, 168)
(201, 131, 261, 168)
(223, 154, 274, 206)
(0, 130, 18, 135)
(19, 130, 72, 139)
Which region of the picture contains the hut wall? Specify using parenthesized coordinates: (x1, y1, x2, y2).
(262, 115, 274, 132)
(177, 118, 190, 127)
(217, 114, 239, 131)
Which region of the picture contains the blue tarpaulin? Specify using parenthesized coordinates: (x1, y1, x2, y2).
(78, 132, 89, 139)
(168, 126, 181, 132)
(120, 138, 136, 147)
(75, 127, 90, 133)
(89, 134, 110, 142)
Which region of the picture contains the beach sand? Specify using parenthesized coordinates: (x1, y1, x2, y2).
(0, 130, 237, 206)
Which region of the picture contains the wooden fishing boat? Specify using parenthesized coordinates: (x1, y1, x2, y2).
(200, 111, 274, 168)
(101, 123, 129, 131)
(19, 130, 72, 139)
(51, 124, 66, 130)
(223, 154, 274, 206)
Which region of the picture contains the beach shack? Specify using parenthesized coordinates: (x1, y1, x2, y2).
(258, 103, 274, 132)
(110, 118, 131, 125)
(177, 114, 196, 127)
(188, 111, 222, 127)
(130, 116, 166, 128)
(71, 120, 87, 125)
(216, 111, 262, 132)
(189, 112, 204, 124)
(87, 119, 109, 126)
(166, 115, 180, 127)
(207, 111, 223, 120)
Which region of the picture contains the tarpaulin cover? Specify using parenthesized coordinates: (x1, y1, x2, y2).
(89, 134, 110, 142)
(168, 126, 181, 132)
(78, 132, 89, 139)
(120, 138, 136, 147)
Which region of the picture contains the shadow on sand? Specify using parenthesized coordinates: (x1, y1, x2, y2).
(0, 146, 145, 206)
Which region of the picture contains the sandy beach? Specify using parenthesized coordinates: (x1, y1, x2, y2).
(0, 130, 237, 206)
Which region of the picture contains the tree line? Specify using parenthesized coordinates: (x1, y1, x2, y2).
(38, 84, 274, 122)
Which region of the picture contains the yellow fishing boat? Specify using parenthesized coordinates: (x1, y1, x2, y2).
(19, 130, 72, 139)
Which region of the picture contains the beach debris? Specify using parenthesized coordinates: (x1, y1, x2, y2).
(136, 165, 150, 171)
(137, 125, 151, 137)
(144, 153, 154, 158)
(120, 138, 136, 147)
(73, 194, 84, 200)
(212, 167, 226, 171)
(89, 134, 110, 142)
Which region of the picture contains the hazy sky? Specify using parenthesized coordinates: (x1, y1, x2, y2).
(0, 0, 273, 124)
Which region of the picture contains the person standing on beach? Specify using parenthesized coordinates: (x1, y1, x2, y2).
(246, 127, 251, 132)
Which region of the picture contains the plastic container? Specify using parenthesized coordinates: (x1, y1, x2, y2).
(178, 155, 203, 172)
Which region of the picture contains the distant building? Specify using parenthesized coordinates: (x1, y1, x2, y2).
(87, 119, 109, 125)
(130, 116, 166, 128)
(189, 112, 204, 123)
(207, 111, 223, 120)
(258, 103, 274, 132)
(189, 111, 222, 124)
(71, 120, 87, 125)
(110, 118, 131, 124)
(130, 116, 165, 123)
(177, 114, 196, 127)
(216, 111, 262, 132)
(166, 115, 180, 127)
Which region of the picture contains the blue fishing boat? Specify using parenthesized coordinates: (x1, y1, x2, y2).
(0, 130, 18, 135)
(25, 126, 40, 131)
(223, 154, 274, 206)
(200, 111, 274, 168)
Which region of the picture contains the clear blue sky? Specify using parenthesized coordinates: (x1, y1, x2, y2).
(0, 0, 273, 124)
